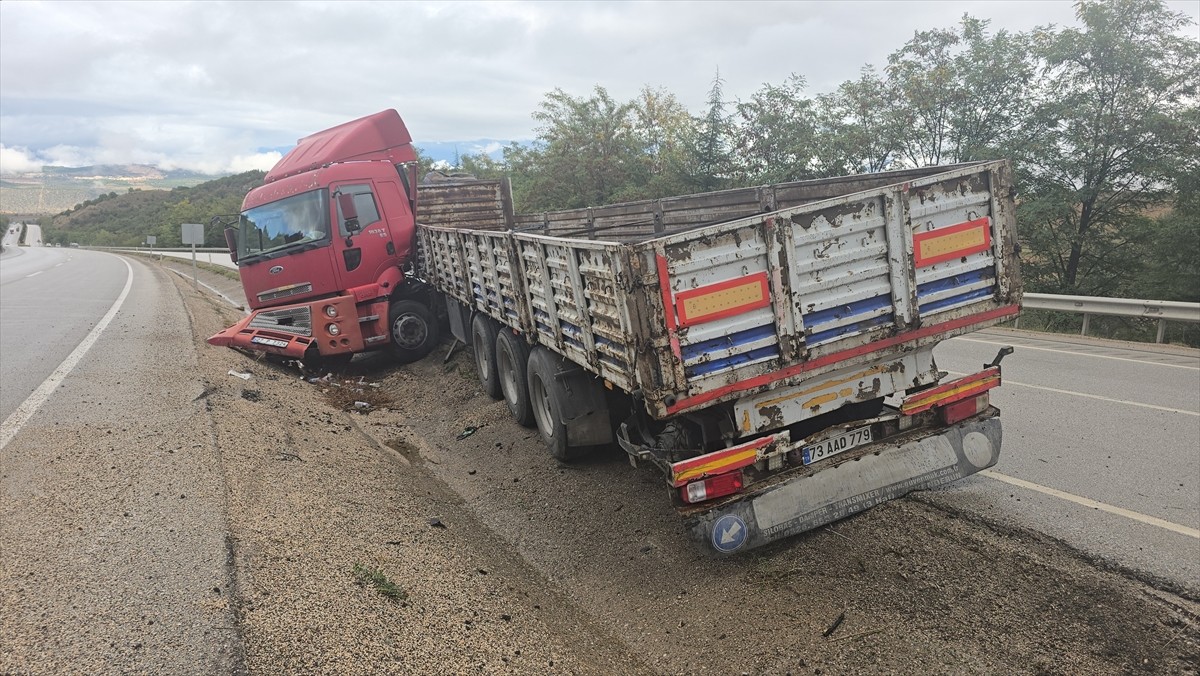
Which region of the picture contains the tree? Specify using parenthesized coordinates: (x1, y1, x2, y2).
(813, 67, 904, 175)
(628, 86, 695, 199)
(885, 16, 1038, 168)
(733, 75, 817, 184)
(515, 86, 644, 211)
(686, 70, 735, 191)
(1019, 0, 1200, 294)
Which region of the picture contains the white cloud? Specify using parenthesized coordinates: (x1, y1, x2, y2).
(0, 145, 43, 174)
(0, 0, 1196, 175)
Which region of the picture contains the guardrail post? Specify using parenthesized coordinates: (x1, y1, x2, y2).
(1081, 313, 1090, 337)
(1156, 319, 1166, 344)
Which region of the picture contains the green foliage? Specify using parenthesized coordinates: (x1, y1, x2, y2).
(43, 171, 265, 247)
(352, 563, 407, 601)
(733, 75, 817, 184)
(1018, 0, 1199, 294)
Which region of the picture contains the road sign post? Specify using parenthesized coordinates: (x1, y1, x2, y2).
(181, 223, 204, 285)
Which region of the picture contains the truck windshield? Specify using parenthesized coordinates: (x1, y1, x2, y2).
(239, 190, 330, 260)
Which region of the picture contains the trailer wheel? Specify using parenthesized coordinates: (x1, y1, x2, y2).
(387, 299, 439, 364)
(496, 329, 533, 427)
(527, 347, 573, 460)
(471, 315, 501, 399)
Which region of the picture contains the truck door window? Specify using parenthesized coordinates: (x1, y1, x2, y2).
(335, 184, 381, 236)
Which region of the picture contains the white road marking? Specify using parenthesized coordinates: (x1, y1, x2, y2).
(54, 263, 63, 267)
(953, 336, 1200, 370)
(0, 257, 134, 451)
(24, 271, 42, 278)
(980, 469, 1200, 539)
(945, 370, 1199, 416)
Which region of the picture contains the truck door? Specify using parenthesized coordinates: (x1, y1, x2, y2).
(330, 182, 395, 290)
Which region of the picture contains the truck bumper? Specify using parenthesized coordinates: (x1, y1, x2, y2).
(207, 295, 363, 358)
(688, 415, 1001, 554)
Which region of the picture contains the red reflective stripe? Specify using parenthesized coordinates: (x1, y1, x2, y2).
(675, 272, 771, 327)
(913, 217, 992, 267)
(656, 253, 682, 359)
(900, 367, 1000, 415)
(666, 303, 1020, 415)
(669, 435, 774, 487)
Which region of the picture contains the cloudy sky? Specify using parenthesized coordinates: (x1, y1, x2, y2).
(1, 1, 1197, 175)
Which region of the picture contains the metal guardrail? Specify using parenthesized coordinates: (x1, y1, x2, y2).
(1022, 293, 1200, 343)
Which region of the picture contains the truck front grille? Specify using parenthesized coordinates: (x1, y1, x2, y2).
(258, 283, 313, 303)
(248, 306, 313, 337)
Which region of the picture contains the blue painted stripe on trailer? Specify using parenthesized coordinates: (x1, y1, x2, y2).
(686, 345, 781, 378)
(805, 294, 893, 328)
(916, 268, 994, 298)
(680, 324, 777, 362)
(919, 288, 993, 314)
(806, 313, 895, 346)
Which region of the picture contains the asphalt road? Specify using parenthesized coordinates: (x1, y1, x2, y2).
(930, 328, 1200, 593)
(0, 246, 129, 419)
(0, 250, 242, 672)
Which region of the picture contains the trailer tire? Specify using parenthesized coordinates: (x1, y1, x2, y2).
(527, 347, 576, 461)
(471, 315, 501, 399)
(496, 329, 533, 427)
(387, 299, 439, 364)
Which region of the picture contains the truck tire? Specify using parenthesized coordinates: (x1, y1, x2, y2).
(527, 347, 572, 460)
(471, 315, 501, 399)
(496, 329, 533, 427)
(387, 299, 439, 364)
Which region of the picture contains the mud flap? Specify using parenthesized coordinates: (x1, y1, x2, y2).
(688, 416, 1002, 555)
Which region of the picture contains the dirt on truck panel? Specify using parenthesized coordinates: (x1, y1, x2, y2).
(132, 258, 1200, 676)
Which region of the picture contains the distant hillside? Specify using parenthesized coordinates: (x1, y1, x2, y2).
(43, 171, 265, 248)
(0, 164, 220, 215)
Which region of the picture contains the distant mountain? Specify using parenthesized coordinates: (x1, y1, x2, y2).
(41, 171, 265, 248)
(414, 139, 521, 165)
(0, 164, 223, 215)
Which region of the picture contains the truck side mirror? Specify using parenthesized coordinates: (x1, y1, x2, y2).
(337, 192, 361, 234)
(224, 226, 239, 264)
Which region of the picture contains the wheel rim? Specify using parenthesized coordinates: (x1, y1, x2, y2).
(392, 313, 428, 350)
(473, 329, 490, 377)
(497, 342, 517, 405)
(529, 372, 553, 438)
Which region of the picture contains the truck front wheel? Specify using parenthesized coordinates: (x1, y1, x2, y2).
(388, 299, 439, 364)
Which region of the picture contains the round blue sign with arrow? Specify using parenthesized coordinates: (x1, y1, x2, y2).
(711, 514, 748, 553)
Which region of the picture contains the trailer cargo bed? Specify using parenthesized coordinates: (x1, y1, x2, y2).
(418, 160, 1020, 423)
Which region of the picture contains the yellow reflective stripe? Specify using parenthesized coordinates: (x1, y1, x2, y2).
(672, 448, 759, 485)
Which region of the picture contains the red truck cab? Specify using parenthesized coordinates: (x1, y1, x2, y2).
(208, 110, 440, 364)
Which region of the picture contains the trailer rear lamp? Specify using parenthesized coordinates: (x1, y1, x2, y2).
(323, 305, 338, 318)
(941, 392, 989, 425)
(681, 471, 744, 504)
(326, 323, 341, 336)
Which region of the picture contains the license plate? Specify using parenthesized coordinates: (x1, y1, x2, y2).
(801, 426, 873, 465)
(251, 336, 290, 348)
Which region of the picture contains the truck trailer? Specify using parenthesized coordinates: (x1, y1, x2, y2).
(210, 109, 1021, 554)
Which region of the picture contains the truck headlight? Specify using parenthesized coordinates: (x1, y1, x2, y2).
(323, 305, 338, 318)
(327, 323, 340, 336)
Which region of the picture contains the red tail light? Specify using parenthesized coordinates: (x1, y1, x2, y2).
(681, 471, 744, 504)
(941, 392, 990, 425)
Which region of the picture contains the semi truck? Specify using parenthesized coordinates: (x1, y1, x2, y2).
(210, 109, 1021, 554)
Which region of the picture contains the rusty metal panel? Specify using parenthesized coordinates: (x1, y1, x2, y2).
(514, 233, 636, 390)
(420, 162, 1020, 424)
(415, 179, 513, 230)
(631, 160, 1021, 419)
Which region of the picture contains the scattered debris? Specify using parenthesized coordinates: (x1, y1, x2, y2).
(823, 612, 846, 638)
(277, 451, 302, 462)
(457, 425, 484, 440)
(353, 401, 372, 411)
(228, 370, 252, 380)
(428, 517, 447, 529)
(241, 390, 261, 402)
